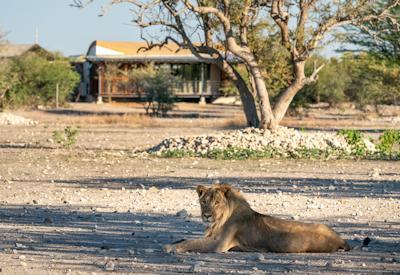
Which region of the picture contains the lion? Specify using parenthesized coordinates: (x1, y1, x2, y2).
(164, 184, 351, 253)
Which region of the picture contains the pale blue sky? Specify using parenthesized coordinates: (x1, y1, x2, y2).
(0, 0, 141, 56)
(0, 1, 342, 57)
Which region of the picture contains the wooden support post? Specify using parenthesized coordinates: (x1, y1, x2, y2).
(56, 83, 59, 109)
(199, 63, 206, 105)
(97, 64, 103, 104)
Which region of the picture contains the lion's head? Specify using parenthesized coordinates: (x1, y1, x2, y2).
(196, 184, 232, 224)
(196, 184, 251, 237)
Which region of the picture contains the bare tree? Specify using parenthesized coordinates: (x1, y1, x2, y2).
(72, 0, 399, 129)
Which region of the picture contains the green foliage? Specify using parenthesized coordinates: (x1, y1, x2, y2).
(294, 53, 400, 108)
(343, 6, 400, 61)
(52, 126, 79, 148)
(377, 129, 400, 156)
(299, 57, 351, 107)
(160, 150, 195, 158)
(128, 65, 176, 117)
(206, 147, 276, 160)
(221, 20, 292, 100)
(338, 129, 368, 157)
(344, 54, 400, 107)
(0, 60, 17, 111)
(248, 21, 293, 101)
(2, 53, 80, 108)
(158, 147, 348, 160)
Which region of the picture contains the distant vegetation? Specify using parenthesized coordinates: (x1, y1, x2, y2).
(293, 53, 400, 108)
(0, 51, 80, 110)
(222, 49, 400, 111)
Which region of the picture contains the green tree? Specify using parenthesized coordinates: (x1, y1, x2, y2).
(296, 57, 352, 107)
(0, 60, 16, 111)
(248, 20, 293, 102)
(343, 5, 400, 61)
(344, 53, 400, 107)
(295, 53, 400, 108)
(5, 53, 80, 108)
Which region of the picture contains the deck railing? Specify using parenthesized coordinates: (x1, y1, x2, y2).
(101, 77, 221, 98)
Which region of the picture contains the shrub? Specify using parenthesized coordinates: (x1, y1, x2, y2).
(128, 65, 176, 117)
(52, 126, 79, 148)
(3, 53, 80, 108)
(344, 54, 400, 108)
(377, 129, 400, 157)
(0, 59, 17, 111)
(338, 129, 368, 157)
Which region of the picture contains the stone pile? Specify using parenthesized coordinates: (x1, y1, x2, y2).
(0, 112, 38, 126)
(149, 127, 375, 156)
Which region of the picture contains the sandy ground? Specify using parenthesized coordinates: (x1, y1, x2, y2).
(0, 103, 399, 274)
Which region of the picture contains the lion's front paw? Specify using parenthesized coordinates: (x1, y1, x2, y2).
(163, 244, 177, 253)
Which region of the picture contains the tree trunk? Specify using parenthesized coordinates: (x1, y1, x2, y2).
(226, 64, 260, 127)
(273, 61, 306, 123)
(247, 64, 277, 129)
(225, 37, 276, 129)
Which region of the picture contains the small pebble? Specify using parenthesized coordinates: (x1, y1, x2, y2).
(104, 260, 115, 271)
(192, 261, 204, 273)
(255, 253, 264, 261)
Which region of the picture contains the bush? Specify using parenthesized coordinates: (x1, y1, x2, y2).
(344, 54, 400, 107)
(52, 126, 79, 148)
(0, 59, 17, 111)
(377, 129, 400, 157)
(300, 57, 351, 107)
(128, 65, 176, 117)
(2, 53, 80, 108)
(338, 129, 369, 157)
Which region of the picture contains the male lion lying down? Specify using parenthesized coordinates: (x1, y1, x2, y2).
(164, 184, 350, 253)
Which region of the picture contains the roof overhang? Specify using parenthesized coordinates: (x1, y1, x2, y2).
(86, 55, 216, 64)
(85, 40, 242, 64)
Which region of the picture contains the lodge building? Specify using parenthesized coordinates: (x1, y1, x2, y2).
(78, 41, 226, 103)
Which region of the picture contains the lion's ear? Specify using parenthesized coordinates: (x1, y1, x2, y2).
(219, 184, 232, 196)
(196, 185, 207, 198)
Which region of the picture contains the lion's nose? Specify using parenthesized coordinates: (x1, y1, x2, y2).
(203, 213, 212, 219)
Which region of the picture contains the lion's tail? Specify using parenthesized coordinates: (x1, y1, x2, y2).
(348, 237, 371, 251)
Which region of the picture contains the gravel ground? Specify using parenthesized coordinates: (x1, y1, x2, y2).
(0, 106, 399, 274)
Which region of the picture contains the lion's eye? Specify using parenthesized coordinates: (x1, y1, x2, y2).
(214, 201, 220, 205)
